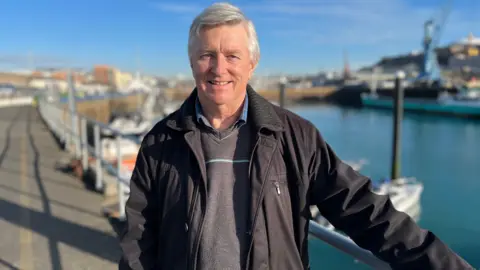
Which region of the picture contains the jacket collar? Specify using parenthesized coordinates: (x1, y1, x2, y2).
(166, 84, 284, 132)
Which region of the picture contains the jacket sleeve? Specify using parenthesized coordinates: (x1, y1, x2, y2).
(308, 128, 473, 269)
(118, 136, 159, 270)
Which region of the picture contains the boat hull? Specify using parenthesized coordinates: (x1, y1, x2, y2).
(361, 95, 480, 118)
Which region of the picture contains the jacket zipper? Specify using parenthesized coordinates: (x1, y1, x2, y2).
(245, 134, 277, 269)
(274, 181, 281, 195)
(191, 181, 206, 270)
(184, 133, 208, 270)
(186, 182, 199, 269)
(247, 133, 260, 178)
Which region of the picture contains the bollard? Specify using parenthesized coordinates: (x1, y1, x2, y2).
(81, 117, 88, 171)
(279, 77, 287, 108)
(116, 136, 126, 219)
(391, 71, 405, 180)
(94, 124, 103, 191)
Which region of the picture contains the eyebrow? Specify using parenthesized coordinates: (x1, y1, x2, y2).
(199, 49, 243, 55)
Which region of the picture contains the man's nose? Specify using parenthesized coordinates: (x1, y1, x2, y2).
(211, 55, 228, 75)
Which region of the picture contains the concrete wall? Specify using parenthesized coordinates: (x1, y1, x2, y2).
(0, 72, 30, 87)
(62, 94, 146, 123)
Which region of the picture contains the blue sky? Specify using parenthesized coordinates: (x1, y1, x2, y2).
(0, 0, 478, 77)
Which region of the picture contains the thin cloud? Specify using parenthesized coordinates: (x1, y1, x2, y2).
(153, 0, 476, 48)
(152, 3, 201, 14)
(250, 0, 475, 47)
(0, 55, 71, 66)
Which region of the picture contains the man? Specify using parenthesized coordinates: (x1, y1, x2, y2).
(119, 2, 473, 270)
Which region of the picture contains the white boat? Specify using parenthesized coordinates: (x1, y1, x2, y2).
(101, 137, 140, 161)
(311, 177, 424, 230)
(100, 137, 139, 193)
(102, 113, 153, 137)
(345, 159, 369, 171)
(102, 85, 171, 137)
(372, 177, 423, 215)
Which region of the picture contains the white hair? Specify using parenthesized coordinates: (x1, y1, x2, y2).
(188, 2, 260, 65)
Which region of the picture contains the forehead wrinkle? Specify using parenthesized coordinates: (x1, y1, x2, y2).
(193, 24, 250, 57)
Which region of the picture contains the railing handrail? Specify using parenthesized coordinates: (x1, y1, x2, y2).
(47, 98, 138, 185)
(42, 95, 141, 141)
(308, 221, 391, 269)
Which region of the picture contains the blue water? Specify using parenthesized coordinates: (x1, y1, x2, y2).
(288, 104, 480, 269)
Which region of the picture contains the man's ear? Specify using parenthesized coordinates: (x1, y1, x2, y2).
(248, 59, 258, 80)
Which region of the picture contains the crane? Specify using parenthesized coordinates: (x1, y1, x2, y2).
(416, 0, 453, 87)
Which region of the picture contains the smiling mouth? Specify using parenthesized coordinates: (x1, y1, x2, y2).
(208, 80, 232, 85)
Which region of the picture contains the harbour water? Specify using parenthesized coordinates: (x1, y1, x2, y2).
(288, 104, 480, 269)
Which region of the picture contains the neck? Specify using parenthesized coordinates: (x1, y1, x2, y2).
(199, 95, 245, 131)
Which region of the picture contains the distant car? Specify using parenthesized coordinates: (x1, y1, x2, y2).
(0, 83, 16, 95)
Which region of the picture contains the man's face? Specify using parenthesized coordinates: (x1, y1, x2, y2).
(190, 23, 256, 106)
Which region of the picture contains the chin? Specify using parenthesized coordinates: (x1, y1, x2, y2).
(206, 91, 232, 105)
(202, 83, 235, 104)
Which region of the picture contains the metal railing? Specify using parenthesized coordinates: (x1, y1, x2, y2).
(37, 94, 133, 220)
(35, 92, 390, 269)
(308, 221, 390, 269)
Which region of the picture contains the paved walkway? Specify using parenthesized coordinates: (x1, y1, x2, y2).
(0, 106, 120, 270)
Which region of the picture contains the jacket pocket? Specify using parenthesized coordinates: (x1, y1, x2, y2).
(265, 173, 303, 269)
(270, 173, 291, 212)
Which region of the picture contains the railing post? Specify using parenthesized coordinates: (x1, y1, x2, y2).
(67, 69, 81, 158)
(64, 109, 73, 153)
(278, 76, 287, 108)
(74, 113, 81, 158)
(81, 117, 88, 171)
(116, 136, 126, 219)
(94, 124, 103, 191)
(62, 107, 67, 147)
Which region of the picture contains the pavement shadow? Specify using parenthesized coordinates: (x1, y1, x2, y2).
(33, 105, 66, 152)
(0, 107, 23, 168)
(0, 257, 19, 270)
(26, 108, 121, 268)
(32, 106, 105, 195)
(0, 198, 121, 264)
(0, 182, 104, 219)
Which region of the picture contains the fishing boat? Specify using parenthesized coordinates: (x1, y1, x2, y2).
(102, 85, 172, 137)
(360, 86, 480, 117)
(100, 137, 139, 191)
(101, 137, 140, 161)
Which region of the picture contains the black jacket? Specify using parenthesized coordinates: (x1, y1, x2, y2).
(118, 85, 473, 270)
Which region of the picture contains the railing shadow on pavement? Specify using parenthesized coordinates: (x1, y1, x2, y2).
(0, 197, 121, 265)
(0, 107, 23, 168)
(27, 106, 122, 269)
(0, 257, 19, 270)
